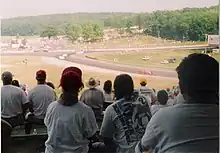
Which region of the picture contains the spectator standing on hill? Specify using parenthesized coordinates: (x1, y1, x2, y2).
(151, 90, 169, 115)
(26, 70, 56, 125)
(1, 71, 32, 127)
(137, 78, 156, 106)
(103, 80, 114, 110)
(80, 77, 105, 121)
(44, 67, 98, 153)
(136, 53, 219, 153)
(100, 74, 151, 153)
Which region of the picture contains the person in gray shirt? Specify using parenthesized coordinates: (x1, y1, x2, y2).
(27, 70, 56, 125)
(1, 71, 33, 127)
(136, 53, 219, 153)
(80, 77, 105, 122)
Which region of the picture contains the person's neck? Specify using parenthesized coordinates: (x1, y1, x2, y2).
(37, 82, 45, 85)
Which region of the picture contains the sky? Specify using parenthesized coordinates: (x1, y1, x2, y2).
(0, 0, 218, 18)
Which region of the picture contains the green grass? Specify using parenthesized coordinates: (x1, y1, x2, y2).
(73, 50, 219, 69)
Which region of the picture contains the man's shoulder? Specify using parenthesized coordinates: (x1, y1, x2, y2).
(2, 85, 23, 93)
(77, 101, 94, 111)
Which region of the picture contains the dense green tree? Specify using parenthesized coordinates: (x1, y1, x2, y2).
(65, 24, 82, 43)
(40, 26, 58, 39)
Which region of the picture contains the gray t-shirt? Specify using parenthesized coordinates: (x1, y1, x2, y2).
(150, 104, 168, 116)
(100, 96, 151, 153)
(135, 104, 219, 153)
(1, 85, 28, 118)
(80, 88, 105, 109)
(44, 101, 98, 153)
(28, 84, 56, 119)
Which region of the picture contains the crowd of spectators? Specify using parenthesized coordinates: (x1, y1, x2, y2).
(1, 53, 219, 153)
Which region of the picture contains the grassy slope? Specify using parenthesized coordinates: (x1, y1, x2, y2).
(74, 50, 219, 69)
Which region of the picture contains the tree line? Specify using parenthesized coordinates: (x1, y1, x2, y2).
(40, 23, 104, 42)
(1, 5, 218, 41)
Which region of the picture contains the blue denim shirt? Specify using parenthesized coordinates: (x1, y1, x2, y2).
(135, 103, 219, 153)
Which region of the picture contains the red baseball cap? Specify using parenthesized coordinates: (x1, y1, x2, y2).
(36, 70, 47, 81)
(60, 67, 83, 91)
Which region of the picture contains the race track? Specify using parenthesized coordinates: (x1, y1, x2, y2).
(2, 45, 210, 78)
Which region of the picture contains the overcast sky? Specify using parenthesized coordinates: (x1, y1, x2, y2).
(0, 0, 218, 18)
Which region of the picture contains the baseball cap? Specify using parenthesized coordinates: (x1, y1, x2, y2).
(36, 70, 46, 80)
(60, 67, 83, 91)
(1, 71, 13, 81)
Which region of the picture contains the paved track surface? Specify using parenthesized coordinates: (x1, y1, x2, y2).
(2, 45, 210, 78)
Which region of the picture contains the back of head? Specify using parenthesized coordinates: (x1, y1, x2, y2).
(59, 66, 84, 106)
(46, 82, 55, 89)
(176, 53, 219, 103)
(157, 90, 168, 105)
(36, 70, 47, 83)
(12, 80, 20, 87)
(114, 74, 134, 100)
(103, 80, 112, 94)
(140, 78, 147, 86)
(1, 71, 13, 85)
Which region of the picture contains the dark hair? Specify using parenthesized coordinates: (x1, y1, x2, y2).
(140, 82, 146, 86)
(103, 80, 112, 94)
(46, 82, 55, 89)
(157, 90, 168, 105)
(176, 53, 219, 103)
(114, 74, 134, 100)
(12, 80, 20, 87)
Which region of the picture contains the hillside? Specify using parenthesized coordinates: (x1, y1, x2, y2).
(1, 5, 218, 41)
(1, 13, 136, 36)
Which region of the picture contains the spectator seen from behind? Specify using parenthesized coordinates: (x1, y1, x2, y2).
(46, 82, 55, 89)
(137, 78, 156, 106)
(150, 90, 169, 116)
(27, 70, 56, 125)
(12, 80, 20, 87)
(100, 74, 151, 153)
(80, 77, 105, 121)
(103, 80, 114, 110)
(136, 53, 219, 153)
(1, 71, 32, 127)
(44, 67, 98, 153)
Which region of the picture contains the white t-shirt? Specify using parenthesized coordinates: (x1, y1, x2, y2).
(28, 84, 56, 119)
(44, 101, 98, 153)
(1, 85, 28, 118)
(137, 86, 156, 106)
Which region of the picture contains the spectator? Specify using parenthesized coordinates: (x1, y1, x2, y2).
(103, 80, 114, 110)
(136, 53, 219, 153)
(100, 74, 151, 153)
(1, 71, 32, 127)
(12, 80, 20, 87)
(173, 92, 185, 105)
(20, 84, 28, 96)
(150, 90, 169, 115)
(137, 78, 156, 106)
(44, 67, 98, 153)
(26, 70, 56, 125)
(80, 77, 105, 122)
(46, 82, 55, 89)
